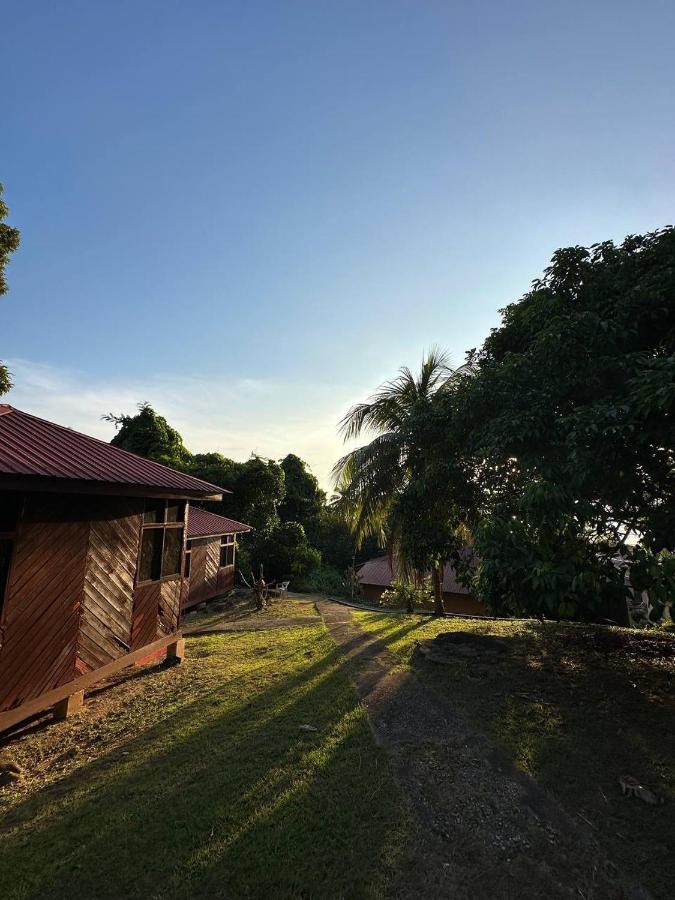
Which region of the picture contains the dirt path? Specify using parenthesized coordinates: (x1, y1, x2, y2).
(317, 600, 650, 900)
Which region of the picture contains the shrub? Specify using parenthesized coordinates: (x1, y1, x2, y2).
(380, 577, 432, 612)
(293, 566, 346, 596)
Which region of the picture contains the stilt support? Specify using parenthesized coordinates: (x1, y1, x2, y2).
(166, 638, 185, 663)
(53, 690, 84, 721)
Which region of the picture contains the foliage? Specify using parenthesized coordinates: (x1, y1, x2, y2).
(308, 504, 379, 573)
(333, 348, 459, 613)
(333, 347, 452, 548)
(250, 521, 321, 582)
(105, 403, 191, 468)
(292, 565, 346, 596)
(104, 406, 363, 587)
(0, 183, 20, 396)
(191, 453, 285, 533)
(380, 576, 432, 612)
(334, 228, 675, 621)
(278, 453, 325, 533)
(442, 228, 675, 618)
(0, 366, 11, 397)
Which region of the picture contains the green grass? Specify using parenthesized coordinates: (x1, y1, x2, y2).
(0, 622, 412, 900)
(354, 611, 675, 899)
(182, 594, 319, 631)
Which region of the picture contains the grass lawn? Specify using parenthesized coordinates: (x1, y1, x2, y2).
(182, 594, 319, 631)
(0, 615, 415, 900)
(354, 611, 675, 900)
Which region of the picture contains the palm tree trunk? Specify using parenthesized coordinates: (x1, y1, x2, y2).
(432, 563, 444, 615)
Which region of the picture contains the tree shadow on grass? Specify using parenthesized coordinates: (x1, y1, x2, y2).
(0, 630, 409, 900)
(408, 619, 674, 899)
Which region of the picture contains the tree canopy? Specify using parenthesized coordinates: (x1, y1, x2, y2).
(448, 228, 675, 618)
(335, 228, 675, 621)
(190, 452, 285, 534)
(105, 403, 353, 587)
(333, 348, 456, 612)
(105, 403, 191, 468)
(0, 183, 20, 396)
(278, 454, 325, 534)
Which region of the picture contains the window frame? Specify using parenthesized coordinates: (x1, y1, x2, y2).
(136, 499, 186, 586)
(219, 534, 236, 569)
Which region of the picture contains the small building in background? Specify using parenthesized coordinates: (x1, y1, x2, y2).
(357, 555, 484, 615)
(183, 508, 252, 610)
(0, 405, 225, 732)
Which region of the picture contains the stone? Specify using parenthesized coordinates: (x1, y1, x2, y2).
(0, 755, 24, 787)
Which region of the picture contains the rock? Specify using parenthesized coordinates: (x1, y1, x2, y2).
(619, 775, 663, 805)
(299, 724, 318, 732)
(0, 755, 23, 788)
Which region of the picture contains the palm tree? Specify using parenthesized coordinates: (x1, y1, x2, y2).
(332, 348, 453, 614)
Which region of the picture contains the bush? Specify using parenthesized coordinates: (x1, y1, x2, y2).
(251, 521, 321, 582)
(380, 577, 432, 612)
(293, 566, 346, 596)
(290, 544, 322, 579)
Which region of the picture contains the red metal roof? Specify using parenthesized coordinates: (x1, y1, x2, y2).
(0, 405, 225, 498)
(357, 556, 470, 595)
(187, 507, 252, 538)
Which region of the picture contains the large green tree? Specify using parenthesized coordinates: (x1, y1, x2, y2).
(190, 453, 285, 533)
(249, 521, 321, 583)
(278, 453, 325, 535)
(437, 228, 675, 619)
(333, 349, 459, 613)
(105, 403, 192, 468)
(0, 183, 21, 396)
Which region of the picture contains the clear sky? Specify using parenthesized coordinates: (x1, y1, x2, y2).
(2, 1, 674, 488)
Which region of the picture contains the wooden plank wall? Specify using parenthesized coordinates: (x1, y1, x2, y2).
(183, 537, 234, 610)
(77, 498, 144, 674)
(0, 492, 185, 716)
(0, 495, 90, 711)
(216, 566, 235, 594)
(131, 579, 182, 649)
(184, 538, 218, 607)
(158, 579, 182, 635)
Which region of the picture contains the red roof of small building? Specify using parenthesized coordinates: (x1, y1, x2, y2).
(187, 507, 252, 539)
(0, 405, 224, 498)
(357, 556, 470, 595)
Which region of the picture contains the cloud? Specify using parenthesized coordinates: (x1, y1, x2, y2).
(5, 358, 360, 489)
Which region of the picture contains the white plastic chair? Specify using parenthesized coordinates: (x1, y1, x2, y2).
(272, 581, 290, 599)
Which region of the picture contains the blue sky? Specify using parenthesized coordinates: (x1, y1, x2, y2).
(2, 1, 674, 487)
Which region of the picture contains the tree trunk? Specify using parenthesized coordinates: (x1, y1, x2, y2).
(432, 564, 444, 615)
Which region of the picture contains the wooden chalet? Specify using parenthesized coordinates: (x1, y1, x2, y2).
(357, 556, 485, 615)
(0, 404, 225, 732)
(182, 507, 252, 610)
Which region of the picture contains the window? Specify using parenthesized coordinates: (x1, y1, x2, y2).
(220, 534, 235, 568)
(137, 499, 186, 584)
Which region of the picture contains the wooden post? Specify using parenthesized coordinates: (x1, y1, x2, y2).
(166, 638, 185, 663)
(53, 690, 84, 721)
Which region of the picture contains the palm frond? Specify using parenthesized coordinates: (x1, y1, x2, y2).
(338, 348, 452, 442)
